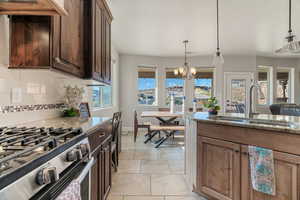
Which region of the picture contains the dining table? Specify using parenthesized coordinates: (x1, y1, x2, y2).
(140, 111, 184, 125)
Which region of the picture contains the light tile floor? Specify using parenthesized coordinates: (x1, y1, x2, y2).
(108, 132, 207, 200)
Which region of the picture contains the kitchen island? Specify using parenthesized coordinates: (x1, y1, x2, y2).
(185, 112, 300, 200)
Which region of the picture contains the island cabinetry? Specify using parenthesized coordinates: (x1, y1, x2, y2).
(196, 122, 300, 200)
(241, 145, 300, 200)
(197, 136, 240, 200)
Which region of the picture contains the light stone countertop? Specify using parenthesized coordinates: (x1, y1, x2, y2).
(16, 116, 112, 134)
(192, 112, 300, 134)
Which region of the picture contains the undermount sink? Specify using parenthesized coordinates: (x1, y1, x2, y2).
(213, 115, 293, 127)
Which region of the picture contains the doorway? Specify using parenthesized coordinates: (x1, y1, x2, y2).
(224, 72, 253, 114)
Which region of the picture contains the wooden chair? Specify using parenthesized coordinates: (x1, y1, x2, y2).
(111, 112, 121, 172)
(134, 110, 151, 142)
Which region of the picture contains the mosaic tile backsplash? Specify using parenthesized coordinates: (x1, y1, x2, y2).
(0, 103, 66, 114)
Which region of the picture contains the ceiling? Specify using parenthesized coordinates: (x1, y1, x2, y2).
(110, 0, 300, 57)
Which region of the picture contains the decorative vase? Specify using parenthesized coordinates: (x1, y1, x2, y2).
(208, 109, 218, 116)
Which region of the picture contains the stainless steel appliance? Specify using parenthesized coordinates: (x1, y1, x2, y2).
(0, 127, 92, 200)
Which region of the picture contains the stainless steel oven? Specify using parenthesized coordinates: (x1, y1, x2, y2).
(30, 157, 94, 200)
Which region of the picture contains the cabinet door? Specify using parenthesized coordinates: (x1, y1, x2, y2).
(92, 0, 103, 82)
(105, 16, 111, 83)
(91, 153, 99, 200)
(241, 145, 300, 200)
(198, 136, 241, 200)
(102, 141, 111, 199)
(52, 0, 91, 78)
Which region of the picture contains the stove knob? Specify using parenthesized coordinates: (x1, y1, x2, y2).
(36, 166, 59, 185)
(78, 143, 90, 156)
(66, 148, 82, 162)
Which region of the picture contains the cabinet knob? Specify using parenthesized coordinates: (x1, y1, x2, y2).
(36, 166, 59, 185)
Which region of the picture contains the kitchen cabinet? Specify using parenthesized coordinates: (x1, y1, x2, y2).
(197, 136, 240, 200)
(196, 122, 300, 200)
(9, 16, 51, 68)
(0, 0, 68, 16)
(241, 145, 300, 200)
(88, 122, 112, 200)
(52, 0, 113, 84)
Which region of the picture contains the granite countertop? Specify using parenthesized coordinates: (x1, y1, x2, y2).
(17, 117, 112, 134)
(192, 112, 300, 134)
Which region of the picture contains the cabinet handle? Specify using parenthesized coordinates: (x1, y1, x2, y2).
(234, 150, 240, 153)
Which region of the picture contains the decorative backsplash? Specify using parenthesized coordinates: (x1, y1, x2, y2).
(0, 103, 66, 114)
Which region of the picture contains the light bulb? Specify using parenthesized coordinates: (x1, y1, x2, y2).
(174, 69, 179, 75)
(179, 67, 184, 74)
(190, 67, 196, 75)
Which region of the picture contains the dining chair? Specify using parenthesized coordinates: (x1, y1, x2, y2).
(134, 110, 151, 142)
(111, 112, 122, 172)
(188, 108, 203, 112)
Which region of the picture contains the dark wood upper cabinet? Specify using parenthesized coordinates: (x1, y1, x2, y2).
(52, 0, 90, 78)
(8, 0, 112, 84)
(52, 0, 113, 84)
(0, 0, 68, 16)
(9, 16, 52, 69)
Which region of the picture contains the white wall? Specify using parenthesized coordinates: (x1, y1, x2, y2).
(119, 54, 257, 129)
(0, 15, 119, 126)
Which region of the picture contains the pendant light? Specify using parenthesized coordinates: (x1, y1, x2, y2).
(173, 40, 196, 80)
(212, 0, 224, 66)
(276, 0, 300, 54)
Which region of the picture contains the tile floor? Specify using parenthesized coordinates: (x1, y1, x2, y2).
(108, 132, 206, 200)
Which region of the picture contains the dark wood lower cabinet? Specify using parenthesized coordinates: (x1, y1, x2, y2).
(90, 132, 112, 200)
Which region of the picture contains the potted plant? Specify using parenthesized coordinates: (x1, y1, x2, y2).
(62, 85, 85, 117)
(204, 97, 221, 115)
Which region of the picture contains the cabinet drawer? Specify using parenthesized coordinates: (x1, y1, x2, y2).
(88, 130, 106, 152)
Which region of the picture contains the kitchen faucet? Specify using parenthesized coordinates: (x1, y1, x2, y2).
(248, 80, 265, 119)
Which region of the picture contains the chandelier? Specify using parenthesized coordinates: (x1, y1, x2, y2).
(174, 40, 196, 80)
(275, 0, 300, 54)
(212, 0, 224, 66)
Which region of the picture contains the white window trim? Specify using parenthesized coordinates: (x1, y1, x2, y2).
(192, 67, 216, 101)
(137, 66, 158, 106)
(276, 67, 295, 104)
(92, 86, 113, 109)
(256, 66, 273, 106)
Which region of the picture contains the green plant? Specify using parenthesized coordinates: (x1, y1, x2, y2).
(63, 108, 79, 117)
(204, 97, 221, 111)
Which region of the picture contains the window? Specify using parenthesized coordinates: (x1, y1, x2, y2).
(92, 85, 112, 108)
(257, 67, 270, 105)
(276, 69, 290, 103)
(194, 69, 214, 105)
(165, 68, 184, 105)
(138, 67, 157, 105)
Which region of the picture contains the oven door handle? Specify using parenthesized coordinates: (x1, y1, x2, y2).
(76, 157, 94, 183)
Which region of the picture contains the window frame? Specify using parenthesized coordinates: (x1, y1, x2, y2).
(276, 67, 295, 104)
(165, 68, 185, 106)
(92, 85, 113, 109)
(193, 67, 215, 104)
(256, 66, 272, 106)
(137, 66, 158, 106)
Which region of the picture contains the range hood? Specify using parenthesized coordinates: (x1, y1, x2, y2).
(276, 0, 300, 54)
(0, 0, 68, 16)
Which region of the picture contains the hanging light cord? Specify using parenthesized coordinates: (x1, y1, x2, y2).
(289, 0, 292, 33)
(216, 0, 220, 52)
(184, 40, 188, 66)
